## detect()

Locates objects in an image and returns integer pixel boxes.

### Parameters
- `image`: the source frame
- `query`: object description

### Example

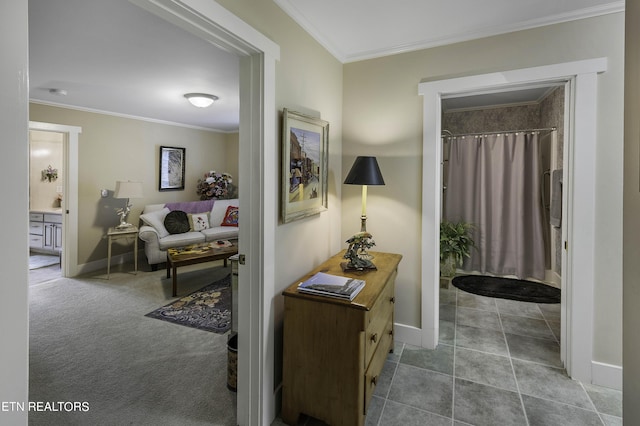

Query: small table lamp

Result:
[114,181,144,229]
[344,156,385,232]
[343,156,385,270]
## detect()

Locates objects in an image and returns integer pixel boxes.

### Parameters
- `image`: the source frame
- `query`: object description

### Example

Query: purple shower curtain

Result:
[444,132,546,280]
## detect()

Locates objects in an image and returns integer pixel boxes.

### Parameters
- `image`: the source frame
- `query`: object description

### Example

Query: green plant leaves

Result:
[440,220,475,266]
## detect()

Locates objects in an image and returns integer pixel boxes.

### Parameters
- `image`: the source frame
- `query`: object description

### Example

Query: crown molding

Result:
[274,1,624,64]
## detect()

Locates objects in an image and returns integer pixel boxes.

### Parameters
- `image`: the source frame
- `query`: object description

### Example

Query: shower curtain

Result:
[444,132,546,281]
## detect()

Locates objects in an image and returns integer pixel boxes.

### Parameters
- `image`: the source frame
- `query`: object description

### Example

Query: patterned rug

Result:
[145,274,231,333]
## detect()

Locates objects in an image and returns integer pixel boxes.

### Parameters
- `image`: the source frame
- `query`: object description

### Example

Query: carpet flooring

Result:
[146,274,232,333]
[452,274,561,304]
[29,260,236,425]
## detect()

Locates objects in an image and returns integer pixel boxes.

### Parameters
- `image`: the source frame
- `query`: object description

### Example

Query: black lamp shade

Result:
[344,156,385,185]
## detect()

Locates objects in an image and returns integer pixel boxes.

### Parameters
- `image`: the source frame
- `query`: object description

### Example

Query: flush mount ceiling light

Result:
[184,93,219,108]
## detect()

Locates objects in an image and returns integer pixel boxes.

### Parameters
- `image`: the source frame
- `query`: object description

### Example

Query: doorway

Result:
[419,58,607,384]
[28,121,81,279]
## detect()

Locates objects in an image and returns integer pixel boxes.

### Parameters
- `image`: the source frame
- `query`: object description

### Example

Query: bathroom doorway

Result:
[28,121,82,280]
[419,58,607,383]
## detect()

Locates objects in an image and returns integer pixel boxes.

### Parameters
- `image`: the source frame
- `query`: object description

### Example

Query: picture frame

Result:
[159,146,185,191]
[281,108,329,223]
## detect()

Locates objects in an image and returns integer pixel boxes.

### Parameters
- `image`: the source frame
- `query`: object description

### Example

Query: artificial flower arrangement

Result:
[196,171,235,200]
[42,165,58,182]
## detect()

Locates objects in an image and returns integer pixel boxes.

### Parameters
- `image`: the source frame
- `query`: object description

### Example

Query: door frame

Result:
[29,121,82,278]
[418,58,607,383]
[130,1,280,424]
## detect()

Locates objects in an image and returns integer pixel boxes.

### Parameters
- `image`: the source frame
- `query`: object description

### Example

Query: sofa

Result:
[138,199,239,269]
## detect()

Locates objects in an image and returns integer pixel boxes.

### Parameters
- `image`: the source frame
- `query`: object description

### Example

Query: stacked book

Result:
[297,272,365,301]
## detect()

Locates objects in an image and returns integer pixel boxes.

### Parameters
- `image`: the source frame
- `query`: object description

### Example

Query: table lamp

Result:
[343,156,385,270]
[114,181,144,229]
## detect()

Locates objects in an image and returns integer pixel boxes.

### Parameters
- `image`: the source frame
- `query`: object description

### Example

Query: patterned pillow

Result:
[163,210,190,234]
[189,212,210,231]
[220,206,239,227]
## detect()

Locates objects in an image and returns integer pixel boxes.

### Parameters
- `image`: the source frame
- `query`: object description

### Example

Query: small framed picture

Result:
[159,146,185,191]
[281,109,329,223]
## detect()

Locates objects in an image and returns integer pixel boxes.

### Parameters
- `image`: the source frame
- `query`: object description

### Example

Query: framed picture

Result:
[281,109,329,223]
[159,146,185,191]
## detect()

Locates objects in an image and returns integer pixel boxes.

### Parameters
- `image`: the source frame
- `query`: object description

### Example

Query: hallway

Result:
[274,281,622,425]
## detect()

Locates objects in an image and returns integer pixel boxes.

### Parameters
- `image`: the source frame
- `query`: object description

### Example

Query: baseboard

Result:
[592,361,622,390]
[394,323,423,347]
[74,249,141,276]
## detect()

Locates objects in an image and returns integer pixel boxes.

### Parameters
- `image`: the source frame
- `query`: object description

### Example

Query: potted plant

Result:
[440,220,474,277]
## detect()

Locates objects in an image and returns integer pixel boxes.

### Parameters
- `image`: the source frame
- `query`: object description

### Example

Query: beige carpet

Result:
[29,261,236,425]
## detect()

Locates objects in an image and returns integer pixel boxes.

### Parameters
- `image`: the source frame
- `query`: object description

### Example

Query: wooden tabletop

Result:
[283,250,402,310]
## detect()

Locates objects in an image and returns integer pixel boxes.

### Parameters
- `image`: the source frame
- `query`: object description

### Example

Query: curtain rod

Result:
[442,127,556,138]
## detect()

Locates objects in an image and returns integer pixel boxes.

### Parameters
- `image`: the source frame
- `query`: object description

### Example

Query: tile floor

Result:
[274,281,623,426]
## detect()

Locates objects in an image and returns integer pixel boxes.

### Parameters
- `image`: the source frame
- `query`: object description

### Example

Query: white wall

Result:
[0,1,29,425]
[343,13,624,368]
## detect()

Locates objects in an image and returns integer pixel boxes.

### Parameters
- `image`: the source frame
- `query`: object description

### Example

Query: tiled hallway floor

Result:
[274,281,623,426]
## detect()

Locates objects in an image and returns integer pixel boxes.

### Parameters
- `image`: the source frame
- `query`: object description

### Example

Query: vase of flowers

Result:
[196,171,235,200]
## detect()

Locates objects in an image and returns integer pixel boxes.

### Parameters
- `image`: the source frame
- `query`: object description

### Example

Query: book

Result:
[297,272,365,301]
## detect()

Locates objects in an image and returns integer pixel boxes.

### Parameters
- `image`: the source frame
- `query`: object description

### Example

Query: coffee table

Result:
[166,240,238,297]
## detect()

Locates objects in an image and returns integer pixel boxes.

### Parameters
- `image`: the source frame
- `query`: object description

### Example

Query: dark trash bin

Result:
[227,334,238,392]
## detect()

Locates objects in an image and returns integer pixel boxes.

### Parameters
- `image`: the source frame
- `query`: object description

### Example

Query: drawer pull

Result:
[371,376,378,386]
[370,333,378,343]
[390,297,395,304]
[389,329,393,337]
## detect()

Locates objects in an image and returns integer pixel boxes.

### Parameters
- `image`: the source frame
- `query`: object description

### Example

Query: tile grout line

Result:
[497,299,531,426]
[451,286,459,425]
[375,344,403,426]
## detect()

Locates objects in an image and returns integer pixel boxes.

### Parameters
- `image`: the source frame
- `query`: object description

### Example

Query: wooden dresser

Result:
[281,250,402,426]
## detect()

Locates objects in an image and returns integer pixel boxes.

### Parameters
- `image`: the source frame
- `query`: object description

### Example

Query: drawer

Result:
[364,317,394,413]
[29,212,44,222]
[29,235,43,248]
[44,213,62,224]
[364,277,395,367]
[29,222,44,235]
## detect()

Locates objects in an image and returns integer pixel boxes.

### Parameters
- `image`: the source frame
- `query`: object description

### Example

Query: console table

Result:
[281,250,402,426]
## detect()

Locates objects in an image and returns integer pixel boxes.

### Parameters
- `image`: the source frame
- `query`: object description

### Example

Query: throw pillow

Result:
[164,210,190,234]
[220,206,239,227]
[189,212,210,231]
[139,207,171,238]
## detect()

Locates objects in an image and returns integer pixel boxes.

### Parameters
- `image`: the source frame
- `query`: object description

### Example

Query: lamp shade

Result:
[343,156,385,185]
[114,181,144,199]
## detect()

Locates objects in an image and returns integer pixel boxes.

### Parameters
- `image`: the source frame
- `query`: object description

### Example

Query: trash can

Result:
[227,333,238,392]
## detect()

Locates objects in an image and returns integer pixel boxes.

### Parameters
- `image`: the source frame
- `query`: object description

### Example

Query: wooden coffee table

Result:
[166,241,238,297]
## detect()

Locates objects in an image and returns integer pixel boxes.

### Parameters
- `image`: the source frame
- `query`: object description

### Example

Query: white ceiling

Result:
[29,0,240,132]
[274,0,623,63]
[28,0,624,131]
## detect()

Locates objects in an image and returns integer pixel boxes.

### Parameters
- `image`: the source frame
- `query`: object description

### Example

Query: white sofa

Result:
[138,199,239,269]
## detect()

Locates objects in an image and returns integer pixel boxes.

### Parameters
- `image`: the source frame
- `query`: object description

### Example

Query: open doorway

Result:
[419,58,607,384]
[28,121,81,280]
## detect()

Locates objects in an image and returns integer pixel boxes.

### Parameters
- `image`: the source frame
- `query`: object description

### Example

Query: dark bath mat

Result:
[452,275,560,304]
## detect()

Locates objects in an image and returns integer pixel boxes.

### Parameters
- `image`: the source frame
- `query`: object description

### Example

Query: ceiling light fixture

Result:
[184,93,219,108]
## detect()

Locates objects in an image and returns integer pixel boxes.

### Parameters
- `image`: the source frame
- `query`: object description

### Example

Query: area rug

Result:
[145,274,231,333]
[452,275,560,304]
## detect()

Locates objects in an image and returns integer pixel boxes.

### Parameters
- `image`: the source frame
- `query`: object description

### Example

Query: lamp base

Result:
[116,222,134,230]
[340,261,377,272]
[344,231,376,271]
